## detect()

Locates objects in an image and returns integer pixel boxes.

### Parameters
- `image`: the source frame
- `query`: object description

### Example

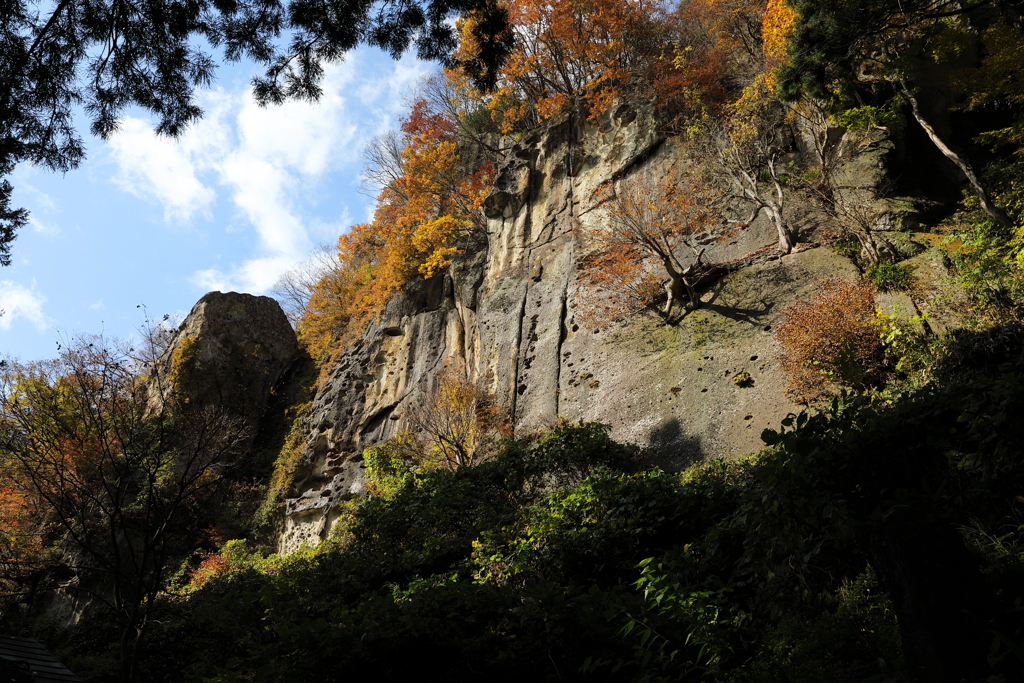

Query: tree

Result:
[776,277,884,400]
[776,0,1015,228]
[449,0,677,131]
[298,96,494,364]
[0,337,249,682]
[955,20,1024,154]
[414,368,503,470]
[0,479,50,607]
[577,164,727,328]
[704,75,799,253]
[271,244,341,326]
[0,0,513,266]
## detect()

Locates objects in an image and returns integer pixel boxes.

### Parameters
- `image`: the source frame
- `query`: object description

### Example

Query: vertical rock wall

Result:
[277,103,872,553]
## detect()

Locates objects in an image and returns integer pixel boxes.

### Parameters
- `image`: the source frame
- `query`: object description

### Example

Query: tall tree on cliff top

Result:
[0,0,513,266]
[448,0,683,132]
[776,0,1019,227]
[297,96,494,364]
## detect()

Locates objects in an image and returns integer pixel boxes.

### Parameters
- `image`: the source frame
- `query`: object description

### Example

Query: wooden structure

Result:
[0,635,82,683]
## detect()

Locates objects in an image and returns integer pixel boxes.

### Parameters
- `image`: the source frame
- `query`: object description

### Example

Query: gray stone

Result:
[148,291,297,433]
[276,102,965,550]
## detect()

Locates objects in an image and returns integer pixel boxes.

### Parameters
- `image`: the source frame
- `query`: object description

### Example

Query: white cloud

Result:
[19,183,57,211]
[108,117,218,222]
[191,254,299,294]
[0,280,50,331]
[308,206,355,244]
[106,49,432,295]
[29,216,59,236]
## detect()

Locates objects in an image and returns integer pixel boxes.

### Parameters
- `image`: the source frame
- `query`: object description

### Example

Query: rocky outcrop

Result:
[276,103,957,553]
[149,291,298,436]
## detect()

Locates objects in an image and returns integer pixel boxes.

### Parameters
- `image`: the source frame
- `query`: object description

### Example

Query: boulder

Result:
[148,291,298,433]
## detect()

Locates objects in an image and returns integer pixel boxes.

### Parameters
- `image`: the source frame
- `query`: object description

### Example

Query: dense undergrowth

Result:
[33,339,1024,682]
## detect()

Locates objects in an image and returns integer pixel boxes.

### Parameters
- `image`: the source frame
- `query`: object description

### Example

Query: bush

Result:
[832,240,860,260]
[363,433,420,497]
[867,262,915,291]
[776,278,885,400]
[43,365,1024,683]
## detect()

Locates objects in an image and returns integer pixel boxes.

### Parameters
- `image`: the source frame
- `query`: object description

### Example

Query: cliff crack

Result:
[553,273,570,417]
[554,162,577,418]
[609,137,666,183]
[509,280,529,430]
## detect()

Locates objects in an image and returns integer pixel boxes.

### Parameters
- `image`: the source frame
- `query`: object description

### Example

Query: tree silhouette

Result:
[0,336,249,681]
[0,0,513,264]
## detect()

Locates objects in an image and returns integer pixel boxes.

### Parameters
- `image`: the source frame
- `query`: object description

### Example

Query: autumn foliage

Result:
[577,164,727,328]
[776,278,884,400]
[297,0,796,360]
[448,0,765,133]
[0,483,47,600]
[761,0,797,89]
[0,337,251,680]
[415,369,508,470]
[298,99,494,364]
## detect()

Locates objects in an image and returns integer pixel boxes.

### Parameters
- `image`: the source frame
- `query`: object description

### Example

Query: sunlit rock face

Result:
[276,101,956,552]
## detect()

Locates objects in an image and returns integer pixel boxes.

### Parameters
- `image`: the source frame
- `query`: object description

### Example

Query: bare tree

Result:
[419,70,508,156]
[578,163,727,327]
[271,244,340,326]
[359,129,408,198]
[359,70,507,202]
[821,181,902,265]
[703,77,798,254]
[898,80,1010,228]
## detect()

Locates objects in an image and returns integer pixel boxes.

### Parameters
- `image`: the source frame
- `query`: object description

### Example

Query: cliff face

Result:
[276,103,953,554]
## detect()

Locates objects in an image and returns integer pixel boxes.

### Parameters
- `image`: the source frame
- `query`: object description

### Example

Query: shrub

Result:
[832,239,860,260]
[867,262,915,291]
[363,433,421,498]
[777,278,884,400]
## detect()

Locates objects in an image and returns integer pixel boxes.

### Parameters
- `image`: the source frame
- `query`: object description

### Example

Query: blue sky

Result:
[1,48,431,361]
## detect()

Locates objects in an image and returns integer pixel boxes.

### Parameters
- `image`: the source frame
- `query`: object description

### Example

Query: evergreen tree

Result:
[0,0,512,265]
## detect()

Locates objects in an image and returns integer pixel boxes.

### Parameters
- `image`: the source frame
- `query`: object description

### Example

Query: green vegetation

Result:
[7,2,1024,681]
[867,262,916,292]
[14,348,1023,682]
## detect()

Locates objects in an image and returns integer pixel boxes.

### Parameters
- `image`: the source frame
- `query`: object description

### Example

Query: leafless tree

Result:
[360,129,408,198]
[614,170,725,317]
[697,79,798,254]
[271,244,340,326]
[814,177,903,265]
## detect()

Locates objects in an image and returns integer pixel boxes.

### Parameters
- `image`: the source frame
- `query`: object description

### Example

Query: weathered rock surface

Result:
[277,104,957,552]
[149,291,298,432]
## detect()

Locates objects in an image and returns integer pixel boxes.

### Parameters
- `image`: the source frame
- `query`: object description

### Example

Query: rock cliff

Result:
[275,103,957,554]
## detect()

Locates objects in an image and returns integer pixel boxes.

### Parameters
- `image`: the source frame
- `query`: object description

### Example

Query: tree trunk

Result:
[900,81,1010,228]
[765,155,796,254]
[681,276,699,312]
[767,203,793,254]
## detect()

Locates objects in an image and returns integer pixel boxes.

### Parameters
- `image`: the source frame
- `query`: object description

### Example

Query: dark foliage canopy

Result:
[776,0,1011,103]
[0,0,512,265]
